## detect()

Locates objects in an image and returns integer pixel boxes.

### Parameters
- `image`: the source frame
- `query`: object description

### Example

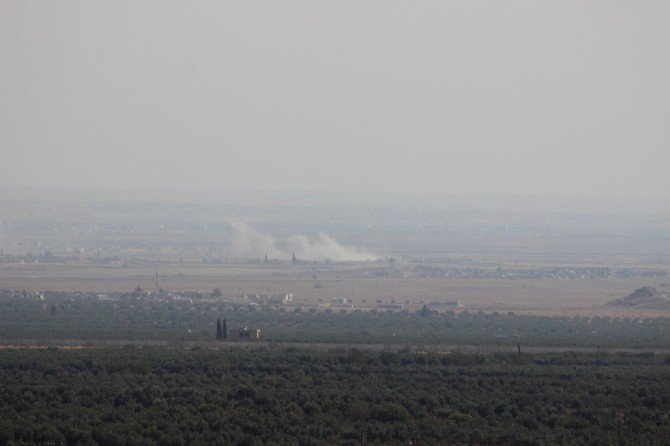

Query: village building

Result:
[236,325,261,340]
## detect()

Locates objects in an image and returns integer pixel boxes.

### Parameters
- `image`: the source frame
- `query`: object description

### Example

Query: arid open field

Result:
[2,192,669,318]
[1,260,668,317]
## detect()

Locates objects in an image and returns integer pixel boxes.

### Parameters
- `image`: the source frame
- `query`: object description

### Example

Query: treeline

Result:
[1,348,669,444]
[2,297,670,347]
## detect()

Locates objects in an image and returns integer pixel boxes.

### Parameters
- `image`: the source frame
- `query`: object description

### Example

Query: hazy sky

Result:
[2,1,669,197]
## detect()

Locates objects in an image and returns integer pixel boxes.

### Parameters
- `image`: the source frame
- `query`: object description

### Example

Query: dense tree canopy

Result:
[2,296,670,348]
[0,348,669,445]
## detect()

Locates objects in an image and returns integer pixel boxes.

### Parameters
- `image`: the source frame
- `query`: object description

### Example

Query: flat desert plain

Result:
[1,259,668,318]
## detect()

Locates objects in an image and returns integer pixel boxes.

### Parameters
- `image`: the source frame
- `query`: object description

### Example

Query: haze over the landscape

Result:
[2,1,669,197]
[4,3,670,444]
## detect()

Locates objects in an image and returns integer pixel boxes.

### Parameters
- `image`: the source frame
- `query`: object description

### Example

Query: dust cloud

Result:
[229,222,377,262]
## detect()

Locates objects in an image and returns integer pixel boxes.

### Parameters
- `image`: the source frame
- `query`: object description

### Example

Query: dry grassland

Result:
[2,260,668,318]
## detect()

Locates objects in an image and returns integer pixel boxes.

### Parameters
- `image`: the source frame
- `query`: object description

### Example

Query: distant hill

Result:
[608,287,670,309]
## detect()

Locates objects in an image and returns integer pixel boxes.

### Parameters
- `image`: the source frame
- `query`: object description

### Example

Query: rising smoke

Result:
[229,222,378,262]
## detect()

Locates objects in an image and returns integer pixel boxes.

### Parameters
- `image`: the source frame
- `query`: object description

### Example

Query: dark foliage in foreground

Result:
[3,296,670,348]
[1,348,670,445]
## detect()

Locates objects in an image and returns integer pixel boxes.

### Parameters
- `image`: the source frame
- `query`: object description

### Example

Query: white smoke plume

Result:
[229,222,378,262]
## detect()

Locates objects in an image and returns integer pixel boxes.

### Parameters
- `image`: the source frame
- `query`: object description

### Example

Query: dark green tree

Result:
[216,318,223,340]
[420,304,430,317]
[222,318,228,340]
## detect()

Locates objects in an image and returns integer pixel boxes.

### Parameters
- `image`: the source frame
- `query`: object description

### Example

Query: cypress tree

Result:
[223,319,228,340]
[216,318,222,340]
[420,304,430,317]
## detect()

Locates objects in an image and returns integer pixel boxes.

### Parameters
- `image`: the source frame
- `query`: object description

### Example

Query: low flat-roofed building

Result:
[236,325,261,340]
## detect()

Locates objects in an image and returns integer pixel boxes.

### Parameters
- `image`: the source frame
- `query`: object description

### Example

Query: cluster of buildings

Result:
[414,265,669,280]
[319,297,354,310]
[236,325,261,340]
[242,293,294,305]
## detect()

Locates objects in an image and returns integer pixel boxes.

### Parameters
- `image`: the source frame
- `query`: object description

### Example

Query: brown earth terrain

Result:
[2,193,669,318]
[2,260,669,317]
